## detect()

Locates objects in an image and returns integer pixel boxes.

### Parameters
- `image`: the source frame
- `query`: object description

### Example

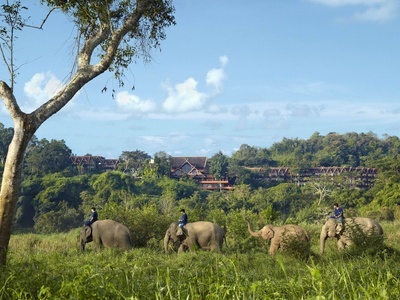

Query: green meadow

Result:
[2,221,400,300]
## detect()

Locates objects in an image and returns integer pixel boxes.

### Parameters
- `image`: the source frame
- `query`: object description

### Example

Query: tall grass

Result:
[1,222,400,299]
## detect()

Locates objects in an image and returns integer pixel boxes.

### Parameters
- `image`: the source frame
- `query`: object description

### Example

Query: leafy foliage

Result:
[209,150,229,179]
[40,0,176,87]
[34,201,83,233]
[1,121,400,233]
[0,123,13,165]
[102,202,172,248]
[118,149,151,176]
[23,138,73,176]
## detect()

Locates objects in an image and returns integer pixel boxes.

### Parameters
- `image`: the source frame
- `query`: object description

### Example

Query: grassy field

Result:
[1,221,400,299]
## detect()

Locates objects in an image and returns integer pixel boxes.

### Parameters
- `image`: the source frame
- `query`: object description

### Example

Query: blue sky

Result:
[1,0,400,159]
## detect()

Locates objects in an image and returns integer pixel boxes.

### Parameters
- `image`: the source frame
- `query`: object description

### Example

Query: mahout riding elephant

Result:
[320,217,383,254]
[80,219,133,251]
[246,220,310,255]
[164,221,226,254]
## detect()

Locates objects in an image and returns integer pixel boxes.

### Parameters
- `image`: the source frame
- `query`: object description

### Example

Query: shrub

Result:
[101,202,173,248]
[34,204,82,233]
[344,221,385,256]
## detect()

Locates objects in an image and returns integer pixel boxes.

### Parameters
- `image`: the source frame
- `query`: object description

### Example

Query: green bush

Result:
[365,207,395,221]
[34,203,82,233]
[101,202,173,248]
[344,221,385,256]
[226,210,264,253]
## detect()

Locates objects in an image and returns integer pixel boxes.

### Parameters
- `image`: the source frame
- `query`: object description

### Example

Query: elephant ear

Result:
[267,228,275,239]
[85,226,92,239]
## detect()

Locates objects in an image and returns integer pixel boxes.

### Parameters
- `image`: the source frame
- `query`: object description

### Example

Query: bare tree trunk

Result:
[0,120,34,265]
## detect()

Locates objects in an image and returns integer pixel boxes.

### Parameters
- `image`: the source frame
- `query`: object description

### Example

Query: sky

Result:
[1,0,400,159]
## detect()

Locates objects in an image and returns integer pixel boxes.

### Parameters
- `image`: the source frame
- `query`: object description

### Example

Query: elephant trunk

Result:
[80,238,85,251]
[320,227,328,254]
[164,230,170,254]
[246,219,260,238]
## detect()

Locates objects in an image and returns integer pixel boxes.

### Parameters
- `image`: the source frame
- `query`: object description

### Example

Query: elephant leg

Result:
[94,237,103,251]
[211,245,221,253]
[342,237,352,248]
[337,239,345,251]
[184,237,198,250]
[269,243,279,255]
[178,244,188,253]
[201,243,217,252]
[209,241,221,252]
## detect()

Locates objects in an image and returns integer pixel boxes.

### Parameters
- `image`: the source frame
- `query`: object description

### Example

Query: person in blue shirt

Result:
[177,209,188,235]
[330,203,344,222]
[84,207,98,226]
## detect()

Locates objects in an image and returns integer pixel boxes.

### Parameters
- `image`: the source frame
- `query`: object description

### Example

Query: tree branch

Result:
[23,8,58,30]
[92,0,149,74]
[0,80,23,119]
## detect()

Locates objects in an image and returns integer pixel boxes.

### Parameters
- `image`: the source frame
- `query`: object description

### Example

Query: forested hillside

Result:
[1,122,400,239]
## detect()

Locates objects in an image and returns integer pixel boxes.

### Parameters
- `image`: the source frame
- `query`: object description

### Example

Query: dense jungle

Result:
[2,124,400,298]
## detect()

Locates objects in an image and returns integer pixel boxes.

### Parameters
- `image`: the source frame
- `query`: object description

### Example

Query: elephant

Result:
[246,220,310,255]
[320,217,383,254]
[79,219,133,251]
[164,221,226,254]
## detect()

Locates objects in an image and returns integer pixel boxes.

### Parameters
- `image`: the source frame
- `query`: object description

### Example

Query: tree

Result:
[310,180,333,205]
[0,0,175,265]
[23,138,72,176]
[209,150,229,180]
[118,149,151,176]
[33,174,89,232]
[230,144,274,167]
[153,151,171,178]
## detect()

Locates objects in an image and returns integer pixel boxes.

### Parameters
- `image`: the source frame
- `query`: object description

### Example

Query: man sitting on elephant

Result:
[177,208,188,236]
[329,203,344,233]
[84,207,98,226]
[330,203,344,222]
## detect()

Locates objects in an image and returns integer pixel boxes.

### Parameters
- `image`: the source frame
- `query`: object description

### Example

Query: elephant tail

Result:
[223,233,228,249]
[305,230,311,242]
[127,232,133,249]
[217,225,228,249]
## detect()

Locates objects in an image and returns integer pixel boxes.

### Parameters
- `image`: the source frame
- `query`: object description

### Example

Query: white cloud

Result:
[137,133,190,152]
[140,135,168,145]
[116,91,156,113]
[207,104,228,114]
[353,1,398,22]
[161,56,229,114]
[206,56,228,92]
[219,55,229,67]
[206,68,225,92]
[23,72,64,112]
[308,0,399,22]
[162,77,208,113]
